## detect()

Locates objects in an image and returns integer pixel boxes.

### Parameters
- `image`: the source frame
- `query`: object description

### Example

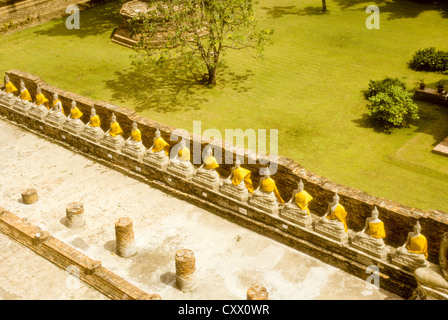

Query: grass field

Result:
[0,0,447,212]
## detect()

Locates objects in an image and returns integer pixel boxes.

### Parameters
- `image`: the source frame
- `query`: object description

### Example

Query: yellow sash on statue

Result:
[327,204,348,232]
[261,177,284,203]
[20,89,32,101]
[35,93,49,108]
[89,115,101,127]
[368,221,386,239]
[232,167,254,193]
[131,129,142,142]
[151,137,170,155]
[407,234,428,258]
[295,190,313,215]
[5,82,17,93]
[204,156,219,170]
[70,107,83,119]
[178,147,190,161]
[109,121,123,137]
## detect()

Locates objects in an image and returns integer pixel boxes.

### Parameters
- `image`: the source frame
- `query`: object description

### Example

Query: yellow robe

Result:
[178,147,190,161]
[232,167,254,193]
[151,136,170,155]
[326,204,348,232]
[294,190,313,215]
[35,93,49,109]
[131,129,142,142]
[204,156,219,170]
[70,107,83,119]
[20,89,32,101]
[5,81,17,93]
[109,121,123,137]
[89,115,101,127]
[407,234,428,258]
[261,177,284,203]
[367,221,386,239]
[53,100,65,115]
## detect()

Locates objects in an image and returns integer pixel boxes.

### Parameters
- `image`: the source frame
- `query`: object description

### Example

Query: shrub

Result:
[363,77,406,99]
[409,47,448,72]
[364,78,419,132]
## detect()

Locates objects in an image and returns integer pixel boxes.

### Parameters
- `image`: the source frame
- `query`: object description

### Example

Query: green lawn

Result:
[1,0,448,212]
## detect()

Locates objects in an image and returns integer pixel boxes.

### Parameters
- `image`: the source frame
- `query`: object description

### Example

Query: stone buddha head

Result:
[372,206,379,219]
[53,93,59,100]
[36,86,42,94]
[110,113,117,124]
[132,121,138,131]
[414,221,422,235]
[155,128,161,138]
[261,167,271,177]
[332,192,339,205]
[20,80,25,90]
[234,158,241,168]
[297,179,304,192]
[71,100,76,110]
[91,107,96,116]
[4,74,9,83]
[180,139,186,148]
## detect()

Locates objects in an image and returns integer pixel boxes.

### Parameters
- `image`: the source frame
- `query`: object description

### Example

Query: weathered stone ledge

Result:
[2,70,448,299]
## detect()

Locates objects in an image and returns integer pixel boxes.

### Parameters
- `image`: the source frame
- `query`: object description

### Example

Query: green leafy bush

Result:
[364,78,419,132]
[409,47,448,72]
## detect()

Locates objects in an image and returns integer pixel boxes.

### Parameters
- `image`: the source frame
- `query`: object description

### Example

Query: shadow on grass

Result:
[261,5,328,18]
[353,97,448,145]
[104,62,255,114]
[333,0,448,19]
[32,0,124,39]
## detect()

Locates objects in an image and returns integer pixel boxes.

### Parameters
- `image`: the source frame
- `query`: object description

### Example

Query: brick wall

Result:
[2,70,448,298]
[0,0,108,25]
[0,207,161,300]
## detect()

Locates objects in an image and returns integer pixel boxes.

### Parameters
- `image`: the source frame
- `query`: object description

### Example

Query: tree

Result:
[364,78,419,132]
[322,0,327,12]
[131,0,272,86]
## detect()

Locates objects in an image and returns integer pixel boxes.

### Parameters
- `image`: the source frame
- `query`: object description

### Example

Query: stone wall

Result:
[415,88,448,106]
[0,207,160,300]
[0,0,107,26]
[2,70,448,298]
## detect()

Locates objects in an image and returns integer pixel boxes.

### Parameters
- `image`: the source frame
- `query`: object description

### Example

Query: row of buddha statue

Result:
[1,76,445,293]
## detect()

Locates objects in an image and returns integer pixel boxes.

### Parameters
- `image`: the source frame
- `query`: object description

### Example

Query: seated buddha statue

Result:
[249,167,284,215]
[412,232,448,300]
[192,145,222,190]
[220,158,254,202]
[28,86,50,120]
[2,74,17,95]
[63,101,85,135]
[81,107,104,142]
[13,80,33,113]
[34,87,49,109]
[0,74,17,109]
[45,93,67,127]
[280,179,313,227]
[19,80,31,102]
[101,113,125,151]
[391,221,429,271]
[314,192,349,243]
[167,139,195,179]
[351,206,388,259]
[122,121,147,161]
[143,128,170,170]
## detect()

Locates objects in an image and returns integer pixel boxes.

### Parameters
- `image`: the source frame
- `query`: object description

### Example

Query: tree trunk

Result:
[322,0,327,11]
[207,66,217,86]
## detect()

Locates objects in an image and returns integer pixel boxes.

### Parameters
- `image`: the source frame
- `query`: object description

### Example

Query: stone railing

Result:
[2,70,448,299]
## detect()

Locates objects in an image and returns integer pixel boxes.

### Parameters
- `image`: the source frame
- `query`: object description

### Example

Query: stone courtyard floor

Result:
[0,118,401,300]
